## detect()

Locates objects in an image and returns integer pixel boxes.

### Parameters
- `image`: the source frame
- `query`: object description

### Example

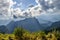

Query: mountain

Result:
[50,21,60,30]
[36,13,60,26]
[46,21,60,31]
[0,17,60,33]
[4,17,43,33]
[0,25,9,33]
[0,20,11,25]
[51,21,60,27]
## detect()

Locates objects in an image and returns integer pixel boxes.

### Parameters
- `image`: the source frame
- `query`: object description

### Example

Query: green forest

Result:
[0,27,60,40]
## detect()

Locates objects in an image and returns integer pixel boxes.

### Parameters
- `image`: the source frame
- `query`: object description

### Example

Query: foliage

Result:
[0,27,60,40]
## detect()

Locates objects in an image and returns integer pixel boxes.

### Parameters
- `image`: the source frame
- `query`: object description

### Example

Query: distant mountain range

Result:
[49,21,60,31]
[0,17,60,33]
[0,17,43,33]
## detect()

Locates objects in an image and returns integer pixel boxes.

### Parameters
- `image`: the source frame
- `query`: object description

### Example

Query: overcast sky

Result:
[0,0,60,23]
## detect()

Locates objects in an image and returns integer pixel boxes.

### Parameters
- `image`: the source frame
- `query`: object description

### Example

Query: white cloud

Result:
[0,0,16,20]
[11,8,23,17]
[10,5,42,18]
[19,5,42,18]
[0,0,26,20]
[9,0,16,7]
[35,0,40,4]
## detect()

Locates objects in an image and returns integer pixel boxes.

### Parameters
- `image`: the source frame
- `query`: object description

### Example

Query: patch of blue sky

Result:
[13,0,37,10]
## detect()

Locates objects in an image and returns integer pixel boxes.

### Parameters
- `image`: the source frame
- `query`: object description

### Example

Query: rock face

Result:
[0,17,43,33]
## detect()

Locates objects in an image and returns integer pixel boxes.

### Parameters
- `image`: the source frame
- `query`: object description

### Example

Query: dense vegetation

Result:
[0,27,60,40]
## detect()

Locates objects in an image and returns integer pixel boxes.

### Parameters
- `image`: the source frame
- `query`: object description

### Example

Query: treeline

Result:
[0,27,60,40]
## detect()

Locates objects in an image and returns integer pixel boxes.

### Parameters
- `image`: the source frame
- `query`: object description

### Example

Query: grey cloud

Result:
[35,0,60,12]
[52,0,60,10]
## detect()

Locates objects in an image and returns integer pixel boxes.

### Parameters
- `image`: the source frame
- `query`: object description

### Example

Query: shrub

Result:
[13,27,26,40]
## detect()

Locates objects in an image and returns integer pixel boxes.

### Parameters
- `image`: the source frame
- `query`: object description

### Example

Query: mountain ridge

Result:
[0,17,43,33]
